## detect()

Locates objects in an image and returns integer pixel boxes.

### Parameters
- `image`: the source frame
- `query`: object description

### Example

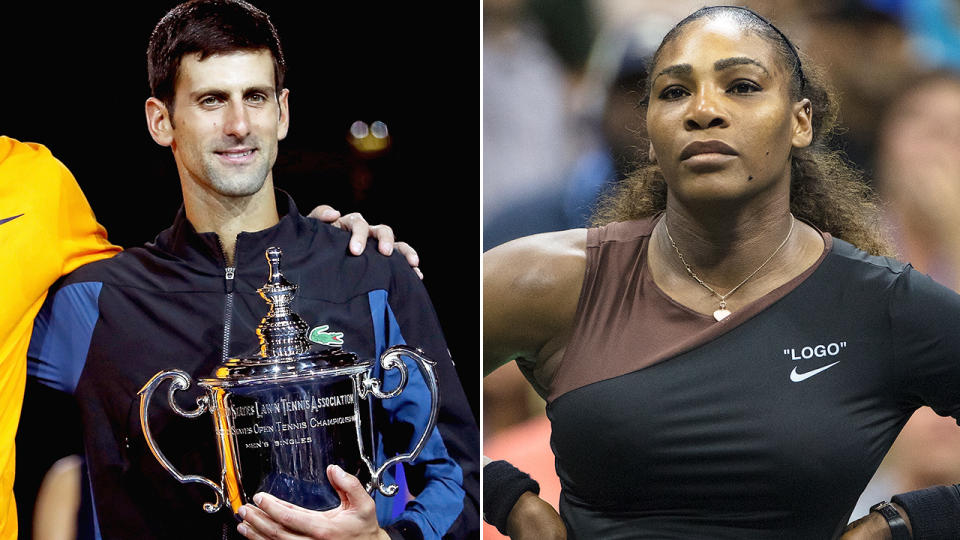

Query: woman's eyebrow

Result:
[714,56,770,75]
[654,57,769,85]
[653,64,692,84]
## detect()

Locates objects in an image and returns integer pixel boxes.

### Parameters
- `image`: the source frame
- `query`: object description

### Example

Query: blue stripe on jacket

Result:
[367,289,465,540]
[28,281,102,393]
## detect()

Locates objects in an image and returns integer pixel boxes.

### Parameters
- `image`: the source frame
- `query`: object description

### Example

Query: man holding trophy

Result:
[25,1,479,538]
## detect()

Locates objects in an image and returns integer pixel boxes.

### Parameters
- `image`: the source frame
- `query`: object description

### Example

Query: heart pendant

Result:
[713,309,731,321]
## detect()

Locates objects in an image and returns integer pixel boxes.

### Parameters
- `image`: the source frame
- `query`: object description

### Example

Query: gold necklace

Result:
[663,214,795,321]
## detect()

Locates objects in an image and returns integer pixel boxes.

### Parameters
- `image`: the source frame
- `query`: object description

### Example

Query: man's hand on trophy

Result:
[236,464,390,540]
[309,205,422,279]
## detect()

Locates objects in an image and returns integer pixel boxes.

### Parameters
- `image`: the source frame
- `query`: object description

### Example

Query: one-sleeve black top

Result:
[544,218,960,539]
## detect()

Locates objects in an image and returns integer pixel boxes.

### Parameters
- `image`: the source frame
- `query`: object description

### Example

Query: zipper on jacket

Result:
[222,266,235,362]
[219,236,237,363]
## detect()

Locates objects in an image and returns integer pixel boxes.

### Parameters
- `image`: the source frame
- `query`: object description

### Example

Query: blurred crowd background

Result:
[482,0,960,537]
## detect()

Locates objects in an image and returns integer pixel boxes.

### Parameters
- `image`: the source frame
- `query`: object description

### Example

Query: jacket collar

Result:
[151,189,310,270]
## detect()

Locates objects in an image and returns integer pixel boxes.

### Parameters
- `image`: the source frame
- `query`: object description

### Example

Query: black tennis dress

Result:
[526,217,960,539]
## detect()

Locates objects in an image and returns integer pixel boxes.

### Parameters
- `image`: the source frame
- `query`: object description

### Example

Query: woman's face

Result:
[647,17,812,208]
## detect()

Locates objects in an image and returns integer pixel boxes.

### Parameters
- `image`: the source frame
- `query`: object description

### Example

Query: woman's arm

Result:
[482,229,586,539]
[483,229,588,376]
[482,456,566,540]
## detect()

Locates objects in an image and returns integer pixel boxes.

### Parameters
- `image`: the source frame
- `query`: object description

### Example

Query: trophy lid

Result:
[201,247,369,387]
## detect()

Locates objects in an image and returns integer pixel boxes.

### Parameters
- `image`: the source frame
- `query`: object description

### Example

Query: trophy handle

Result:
[137,369,225,513]
[358,345,439,496]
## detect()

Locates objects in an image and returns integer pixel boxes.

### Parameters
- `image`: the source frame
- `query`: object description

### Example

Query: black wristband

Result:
[892,485,960,539]
[870,501,911,540]
[483,459,541,535]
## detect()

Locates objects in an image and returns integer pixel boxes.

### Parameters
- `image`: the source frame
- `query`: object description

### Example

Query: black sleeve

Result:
[887,268,960,538]
[891,267,960,418]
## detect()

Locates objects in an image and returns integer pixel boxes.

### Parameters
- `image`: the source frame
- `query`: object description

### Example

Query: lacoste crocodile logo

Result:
[0,214,24,226]
[309,325,344,347]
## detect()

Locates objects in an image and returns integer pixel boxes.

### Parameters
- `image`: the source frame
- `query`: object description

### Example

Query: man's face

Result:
[167,49,289,198]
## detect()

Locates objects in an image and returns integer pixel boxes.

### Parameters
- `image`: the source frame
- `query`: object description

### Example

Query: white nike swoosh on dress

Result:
[789,361,841,382]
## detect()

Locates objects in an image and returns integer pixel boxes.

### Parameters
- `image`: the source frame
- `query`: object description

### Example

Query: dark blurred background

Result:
[4,2,478,535]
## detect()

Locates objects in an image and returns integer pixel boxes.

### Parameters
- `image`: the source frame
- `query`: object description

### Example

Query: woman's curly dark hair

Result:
[591,5,894,256]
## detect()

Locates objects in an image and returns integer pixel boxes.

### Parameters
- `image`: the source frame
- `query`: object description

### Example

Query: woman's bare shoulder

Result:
[485,229,587,281]
[483,229,588,374]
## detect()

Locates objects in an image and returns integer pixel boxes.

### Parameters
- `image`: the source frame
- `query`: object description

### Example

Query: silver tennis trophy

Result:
[138,246,439,516]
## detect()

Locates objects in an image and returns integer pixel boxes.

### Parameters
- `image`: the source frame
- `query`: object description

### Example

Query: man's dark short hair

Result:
[147,0,286,113]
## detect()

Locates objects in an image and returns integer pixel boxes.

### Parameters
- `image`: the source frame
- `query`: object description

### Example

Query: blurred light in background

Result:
[350,120,369,139]
[348,120,391,155]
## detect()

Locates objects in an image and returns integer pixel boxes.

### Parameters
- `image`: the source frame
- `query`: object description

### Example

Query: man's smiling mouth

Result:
[216,149,257,162]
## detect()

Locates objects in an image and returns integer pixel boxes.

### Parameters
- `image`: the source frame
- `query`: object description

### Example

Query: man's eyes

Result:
[197,94,268,106]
